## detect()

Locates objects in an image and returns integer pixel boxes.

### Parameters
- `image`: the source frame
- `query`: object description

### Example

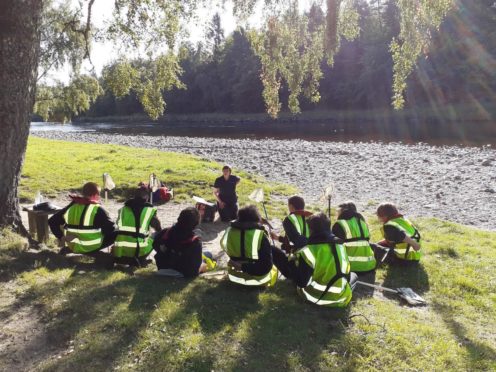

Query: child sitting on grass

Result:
[154,207,212,277]
[332,201,376,273]
[374,203,422,263]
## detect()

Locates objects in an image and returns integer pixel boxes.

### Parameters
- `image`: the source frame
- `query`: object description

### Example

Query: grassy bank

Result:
[1,137,494,370]
[1,218,495,371]
[21,137,296,217]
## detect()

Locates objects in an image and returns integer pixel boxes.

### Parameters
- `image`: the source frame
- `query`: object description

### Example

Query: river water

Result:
[30,121,496,147]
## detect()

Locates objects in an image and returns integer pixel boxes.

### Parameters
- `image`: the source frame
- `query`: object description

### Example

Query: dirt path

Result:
[0,281,49,371]
[2,200,232,371]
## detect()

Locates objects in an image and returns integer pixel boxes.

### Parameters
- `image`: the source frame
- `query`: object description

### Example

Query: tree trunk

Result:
[0,0,42,231]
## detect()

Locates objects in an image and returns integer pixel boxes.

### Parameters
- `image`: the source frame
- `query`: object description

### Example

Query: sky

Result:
[49,0,317,83]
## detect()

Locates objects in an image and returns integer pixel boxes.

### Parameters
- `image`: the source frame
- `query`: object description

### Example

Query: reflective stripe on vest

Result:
[65,228,101,234]
[113,205,157,257]
[63,204,103,253]
[288,214,309,238]
[222,226,276,287]
[308,278,347,293]
[296,242,352,307]
[227,265,278,287]
[336,217,376,272]
[116,206,155,235]
[383,217,422,261]
[299,287,350,306]
[220,227,264,260]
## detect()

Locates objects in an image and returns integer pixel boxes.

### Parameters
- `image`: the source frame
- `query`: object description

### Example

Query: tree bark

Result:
[0,0,42,231]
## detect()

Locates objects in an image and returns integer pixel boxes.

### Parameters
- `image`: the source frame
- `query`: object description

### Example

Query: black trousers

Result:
[272,246,299,281]
[218,202,238,222]
[370,244,419,267]
[272,246,358,290]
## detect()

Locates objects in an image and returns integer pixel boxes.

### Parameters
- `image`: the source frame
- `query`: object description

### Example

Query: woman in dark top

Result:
[153,207,207,277]
[213,165,241,222]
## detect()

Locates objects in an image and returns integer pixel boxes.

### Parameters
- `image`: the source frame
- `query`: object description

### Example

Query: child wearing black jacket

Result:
[153,207,208,277]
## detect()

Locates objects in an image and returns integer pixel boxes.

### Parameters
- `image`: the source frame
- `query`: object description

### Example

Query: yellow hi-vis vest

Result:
[64,203,103,253]
[381,217,422,261]
[287,213,310,238]
[335,216,376,272]
[296,242,352,307]
[113,205,157,258]
[220,226,277,287]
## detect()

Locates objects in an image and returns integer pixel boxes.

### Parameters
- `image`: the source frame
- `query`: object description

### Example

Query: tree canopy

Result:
[34,0,460,121]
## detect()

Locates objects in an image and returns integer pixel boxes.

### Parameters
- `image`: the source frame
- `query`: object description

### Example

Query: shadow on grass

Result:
[228,288,350,371]
[0,249,131,284]
[353,270,377,299]
[2,267,191,371]
[154,280,349,371]
[382,261,430,297]
[433,302,496,370]
[2,248,353,371]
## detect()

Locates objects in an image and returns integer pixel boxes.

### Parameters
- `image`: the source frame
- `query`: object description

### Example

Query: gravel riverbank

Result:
[32,131,496,230]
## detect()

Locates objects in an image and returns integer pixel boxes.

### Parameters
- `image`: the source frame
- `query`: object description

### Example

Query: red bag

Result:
[159,187,172,202]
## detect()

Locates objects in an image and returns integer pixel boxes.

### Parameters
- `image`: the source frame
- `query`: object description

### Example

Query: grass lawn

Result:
[0,137,495,371]
[20,137,296,217]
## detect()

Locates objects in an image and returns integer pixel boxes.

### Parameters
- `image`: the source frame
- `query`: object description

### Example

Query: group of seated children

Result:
[49,168,421,308]
[221,196,421,308]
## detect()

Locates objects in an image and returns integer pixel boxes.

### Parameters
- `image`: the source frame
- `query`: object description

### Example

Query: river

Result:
[30,121,496,147]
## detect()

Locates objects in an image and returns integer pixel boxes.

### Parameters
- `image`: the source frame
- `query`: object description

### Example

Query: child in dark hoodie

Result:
[153,207,208,278]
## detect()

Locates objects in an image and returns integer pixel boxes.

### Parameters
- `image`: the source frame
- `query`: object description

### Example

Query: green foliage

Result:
[107,0,193,52]
[102,55,185,120]
[83,0,494,120]
[406,0,496,110]
[250,1,360,117]
[34,75,102,122]
[36,0,459,120]
[391,0,454,109]
[38,0,88,80]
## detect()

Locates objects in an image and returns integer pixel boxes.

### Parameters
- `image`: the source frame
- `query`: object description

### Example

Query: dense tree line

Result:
[407,0,496,111]
[82,0,494,118]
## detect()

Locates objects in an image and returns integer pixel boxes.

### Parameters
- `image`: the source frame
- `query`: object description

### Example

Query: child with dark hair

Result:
[213,165,240,222]
[272,212,355,307]
[270,195,312,252]
[113,187,162,266]
[332,201,376,273]
[154,207,209,277]
[375,203,422,262]
[221,205,277,287]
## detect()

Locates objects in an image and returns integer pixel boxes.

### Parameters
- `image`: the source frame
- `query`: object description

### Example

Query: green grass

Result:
[0,228,28,254]
[1,137,494,371]
[1,219,495,371]
[21,137,296,217]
